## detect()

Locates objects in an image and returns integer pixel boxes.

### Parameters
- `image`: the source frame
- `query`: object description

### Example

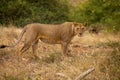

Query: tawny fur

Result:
[0,22,87,57]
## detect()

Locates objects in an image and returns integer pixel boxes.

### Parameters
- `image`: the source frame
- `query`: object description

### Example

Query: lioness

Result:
[0,22,87,57]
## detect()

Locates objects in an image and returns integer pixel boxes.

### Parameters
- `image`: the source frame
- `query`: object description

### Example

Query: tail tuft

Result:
[0,45,8,48]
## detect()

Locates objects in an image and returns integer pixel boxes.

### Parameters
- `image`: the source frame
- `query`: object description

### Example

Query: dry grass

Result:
[0,26,120,80]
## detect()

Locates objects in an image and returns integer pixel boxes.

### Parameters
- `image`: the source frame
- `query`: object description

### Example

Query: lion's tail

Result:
[0,27,27,49]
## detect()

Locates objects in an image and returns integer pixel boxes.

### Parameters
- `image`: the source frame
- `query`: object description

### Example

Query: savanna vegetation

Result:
[0,0,120,80]
[70,0,120,32]
[0,0,70,26]
[0,0,120,32]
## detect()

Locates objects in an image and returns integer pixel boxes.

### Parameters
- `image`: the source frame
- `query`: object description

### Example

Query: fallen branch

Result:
[75,67,95,80]
[56,67,95,80]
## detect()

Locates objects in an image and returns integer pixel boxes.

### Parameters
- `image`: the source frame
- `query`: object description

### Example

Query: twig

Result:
[56,67,95,80]
[75,67,95,80]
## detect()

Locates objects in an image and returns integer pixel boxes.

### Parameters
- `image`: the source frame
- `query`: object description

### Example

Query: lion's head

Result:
[72,22,87,36]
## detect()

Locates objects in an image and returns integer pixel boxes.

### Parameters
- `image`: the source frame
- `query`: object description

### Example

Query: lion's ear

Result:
[83,22,87,26]
[73,22,79,26]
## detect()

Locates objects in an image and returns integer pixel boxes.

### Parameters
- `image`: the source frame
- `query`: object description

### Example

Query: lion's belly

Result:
[40,38,61,44]
[38,34,61,44]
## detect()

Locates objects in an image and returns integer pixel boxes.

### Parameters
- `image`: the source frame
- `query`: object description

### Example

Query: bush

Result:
[0,0,70,26]
[70,0,120,32]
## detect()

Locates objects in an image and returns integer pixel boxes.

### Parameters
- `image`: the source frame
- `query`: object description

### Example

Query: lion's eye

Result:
[76,28,80,30]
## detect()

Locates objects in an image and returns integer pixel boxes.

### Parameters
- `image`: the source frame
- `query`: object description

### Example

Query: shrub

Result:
[70,0,120,32]
[0,0,70,26]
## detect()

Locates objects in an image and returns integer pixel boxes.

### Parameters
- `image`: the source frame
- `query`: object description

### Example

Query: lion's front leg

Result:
[61,42,69,56]
[67,44,72,53]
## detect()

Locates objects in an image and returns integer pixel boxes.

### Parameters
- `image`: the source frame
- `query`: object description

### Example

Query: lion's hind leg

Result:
[17,42,32,61]
[19,29,38,55]
[32,40,39,59]
[19,42,31,56]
